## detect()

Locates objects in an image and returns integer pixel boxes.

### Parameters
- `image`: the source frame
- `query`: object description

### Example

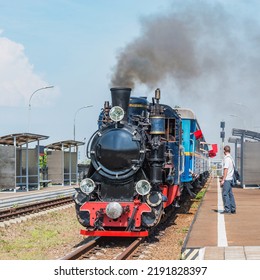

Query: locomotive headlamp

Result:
[80,178,96,194]
[109,106,124,122]
[135,180,151,196]
[106,202,123,219]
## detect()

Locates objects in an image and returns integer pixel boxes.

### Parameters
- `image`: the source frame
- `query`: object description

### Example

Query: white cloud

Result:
[0,33,54,107]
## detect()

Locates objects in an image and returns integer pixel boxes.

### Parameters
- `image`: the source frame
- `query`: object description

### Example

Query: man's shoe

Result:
[231,210,236,214]
[220,210,231,215]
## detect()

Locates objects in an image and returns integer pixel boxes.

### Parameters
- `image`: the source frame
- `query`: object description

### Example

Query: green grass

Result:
[0,206,83,260]
[190,203,199,209]
[181,227,189,233]
[195,188,206,200]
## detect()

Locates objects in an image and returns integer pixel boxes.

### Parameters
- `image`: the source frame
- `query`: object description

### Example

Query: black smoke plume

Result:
[110,0,260,143]
[110,1,259,95]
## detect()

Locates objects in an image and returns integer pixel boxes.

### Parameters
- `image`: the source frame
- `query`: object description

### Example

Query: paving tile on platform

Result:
[244,246,260,260]
[225,246,246,260]
[204,247,225,260]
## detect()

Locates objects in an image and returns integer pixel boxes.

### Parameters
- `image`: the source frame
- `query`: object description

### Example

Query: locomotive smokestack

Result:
[110,87,131,121]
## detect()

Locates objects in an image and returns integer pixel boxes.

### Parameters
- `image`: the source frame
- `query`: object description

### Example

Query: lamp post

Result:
[28,86,54,132]
[73,105,93,141]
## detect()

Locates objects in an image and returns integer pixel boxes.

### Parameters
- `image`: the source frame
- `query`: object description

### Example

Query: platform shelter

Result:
[45,140,84,186]
[229,129,260,188]
[0,133,49,192]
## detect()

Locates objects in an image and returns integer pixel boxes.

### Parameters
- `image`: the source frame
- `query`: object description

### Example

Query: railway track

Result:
[60,199,183,260]
[0,196,74,223]
[61,236,144,260]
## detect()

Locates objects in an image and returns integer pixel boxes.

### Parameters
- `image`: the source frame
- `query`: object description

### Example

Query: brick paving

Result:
[182,177,260,259]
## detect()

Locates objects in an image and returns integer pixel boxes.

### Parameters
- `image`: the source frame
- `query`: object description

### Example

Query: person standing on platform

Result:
[220,145,236,214]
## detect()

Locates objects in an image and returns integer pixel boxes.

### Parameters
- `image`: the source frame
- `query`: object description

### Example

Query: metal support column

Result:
[241,132,245,188]
[19,148,22,187]
[26,140,29,192]
[234,139,238,167]
[69,145,72,186]
[76,145,79,185]
[61,143,64,186]
[37,140,40,190]
[14,136,17,193]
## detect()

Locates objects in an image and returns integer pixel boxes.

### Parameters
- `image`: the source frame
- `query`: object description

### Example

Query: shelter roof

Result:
[228,136,256,144]
[232,129,260,142]
[228,137,242,144]
[0,133,49,146]
[45,140,85,150]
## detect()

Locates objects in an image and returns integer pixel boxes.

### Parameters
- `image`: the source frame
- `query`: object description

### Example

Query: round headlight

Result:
[109,106,124,122]
[80,178,95,194]
[106,202,123,219]
[135,180,151,196]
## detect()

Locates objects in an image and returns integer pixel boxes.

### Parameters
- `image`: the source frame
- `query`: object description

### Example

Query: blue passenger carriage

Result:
[177,108,209,194]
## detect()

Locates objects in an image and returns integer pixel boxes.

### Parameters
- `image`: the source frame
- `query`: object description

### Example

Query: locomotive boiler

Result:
[73,87,208,237]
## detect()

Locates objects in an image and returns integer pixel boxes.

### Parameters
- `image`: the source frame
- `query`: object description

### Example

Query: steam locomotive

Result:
[74,87,209,237]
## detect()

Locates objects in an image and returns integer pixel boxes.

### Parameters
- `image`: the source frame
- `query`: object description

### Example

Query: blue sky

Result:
[1,0,260,161]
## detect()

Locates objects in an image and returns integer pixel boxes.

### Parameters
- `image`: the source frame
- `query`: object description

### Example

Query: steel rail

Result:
[115,237,144,260]
[60,237,101,260]
[0,196,73,221]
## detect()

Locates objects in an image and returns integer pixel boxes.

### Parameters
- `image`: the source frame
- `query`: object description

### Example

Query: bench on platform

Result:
[40,180,52,188]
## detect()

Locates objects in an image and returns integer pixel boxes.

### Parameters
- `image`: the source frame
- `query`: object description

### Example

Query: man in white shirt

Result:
[220,145,236,214]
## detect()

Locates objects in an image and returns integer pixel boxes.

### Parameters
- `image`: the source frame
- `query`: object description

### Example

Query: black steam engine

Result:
[74,87,183,237]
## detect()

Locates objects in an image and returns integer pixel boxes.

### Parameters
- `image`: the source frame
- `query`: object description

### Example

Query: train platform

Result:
[0,185,75,199]
[182,176,260,260]
[0,185,76,209]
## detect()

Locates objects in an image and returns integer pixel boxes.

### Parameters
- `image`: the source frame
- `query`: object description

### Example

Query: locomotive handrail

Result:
[86,130,99,159]
[180,145,185,175]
